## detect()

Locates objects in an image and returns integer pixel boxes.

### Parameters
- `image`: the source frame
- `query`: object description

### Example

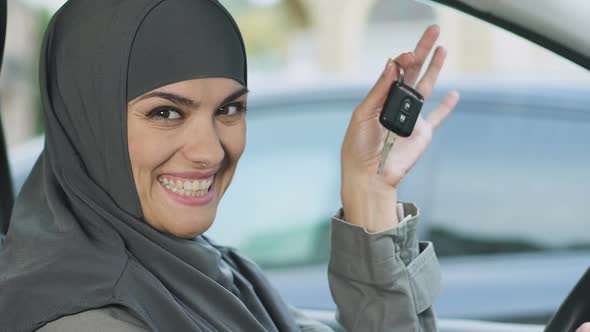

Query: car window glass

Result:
[425,94,590,256]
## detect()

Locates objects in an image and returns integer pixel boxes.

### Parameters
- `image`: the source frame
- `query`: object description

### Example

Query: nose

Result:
[180,117,225,169]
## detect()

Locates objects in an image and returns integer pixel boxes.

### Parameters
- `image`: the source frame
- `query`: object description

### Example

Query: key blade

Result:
[377,131,397,174]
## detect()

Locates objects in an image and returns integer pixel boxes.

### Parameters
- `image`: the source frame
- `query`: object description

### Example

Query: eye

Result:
[146,106,183,121]
[218,102,247,117]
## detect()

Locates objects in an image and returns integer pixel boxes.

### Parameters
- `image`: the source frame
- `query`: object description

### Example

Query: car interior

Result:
[0,0,588,331]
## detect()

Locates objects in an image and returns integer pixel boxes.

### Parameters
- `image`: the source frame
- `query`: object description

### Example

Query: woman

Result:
[0,0,459,331]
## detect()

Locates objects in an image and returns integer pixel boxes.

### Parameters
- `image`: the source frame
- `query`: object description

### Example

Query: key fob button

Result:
[402,98,412,112]
[398,113,407,124]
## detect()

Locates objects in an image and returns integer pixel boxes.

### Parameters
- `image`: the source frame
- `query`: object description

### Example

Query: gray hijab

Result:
[0,1,300,331]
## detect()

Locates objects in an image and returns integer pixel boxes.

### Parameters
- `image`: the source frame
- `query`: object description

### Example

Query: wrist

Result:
[341,174,399,232]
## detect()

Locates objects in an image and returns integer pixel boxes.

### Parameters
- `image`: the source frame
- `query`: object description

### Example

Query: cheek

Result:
[127,118,173,183]
[220,121,246,161]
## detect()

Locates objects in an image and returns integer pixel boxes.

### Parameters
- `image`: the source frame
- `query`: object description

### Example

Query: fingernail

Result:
[383,58,394,78]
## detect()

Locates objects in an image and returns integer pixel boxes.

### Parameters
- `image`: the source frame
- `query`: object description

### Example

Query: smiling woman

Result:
[0,0,457,331]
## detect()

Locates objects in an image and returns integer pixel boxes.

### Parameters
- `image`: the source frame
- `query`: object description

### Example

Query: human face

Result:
[127,78,248,238]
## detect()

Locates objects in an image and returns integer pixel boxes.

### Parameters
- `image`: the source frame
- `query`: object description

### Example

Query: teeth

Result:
[183,181,192,190]
[158,175,214,197]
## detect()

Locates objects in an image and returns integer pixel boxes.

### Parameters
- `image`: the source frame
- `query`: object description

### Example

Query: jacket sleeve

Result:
[328,202,442,332]
[288,305,336,332]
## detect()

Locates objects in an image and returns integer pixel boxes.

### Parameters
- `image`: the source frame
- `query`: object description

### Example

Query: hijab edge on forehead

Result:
[126,74,247,104]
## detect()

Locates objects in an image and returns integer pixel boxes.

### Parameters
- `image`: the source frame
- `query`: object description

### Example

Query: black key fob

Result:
[379,80,424,137]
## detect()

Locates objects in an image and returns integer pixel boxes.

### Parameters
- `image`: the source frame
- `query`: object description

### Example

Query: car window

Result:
[426,93,590,256]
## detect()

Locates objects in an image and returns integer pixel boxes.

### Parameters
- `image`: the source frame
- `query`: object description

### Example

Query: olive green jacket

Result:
[37,203,441,332]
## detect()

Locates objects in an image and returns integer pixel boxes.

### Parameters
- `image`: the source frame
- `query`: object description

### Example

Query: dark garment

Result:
[37,203,442,332]
[0,1,298,331]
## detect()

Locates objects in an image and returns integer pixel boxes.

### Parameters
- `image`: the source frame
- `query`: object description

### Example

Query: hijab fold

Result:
[0,1,300,331]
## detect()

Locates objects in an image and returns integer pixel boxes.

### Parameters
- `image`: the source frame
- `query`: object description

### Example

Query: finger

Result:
[577,322,590,332]
[357,53,416,118]
[416,46,447,99]
[405,24,440,85]
[425,91,460,129]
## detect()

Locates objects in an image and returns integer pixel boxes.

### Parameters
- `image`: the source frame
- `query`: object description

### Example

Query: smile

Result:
[157,173,216,207]
[157,175,214,197]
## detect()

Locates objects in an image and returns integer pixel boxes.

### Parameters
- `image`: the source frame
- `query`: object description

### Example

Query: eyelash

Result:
[218,102,248,117]
[145,102,247,121]
[146,106,184,121]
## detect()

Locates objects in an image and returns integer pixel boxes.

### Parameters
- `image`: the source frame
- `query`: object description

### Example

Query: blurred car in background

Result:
[10,80,590,325]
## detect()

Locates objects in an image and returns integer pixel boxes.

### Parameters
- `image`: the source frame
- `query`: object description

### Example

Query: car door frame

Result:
[429,0,590,71]
[0,0,14,236]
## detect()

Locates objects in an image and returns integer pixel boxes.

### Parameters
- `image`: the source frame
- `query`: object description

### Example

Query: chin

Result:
[162,216,215,239]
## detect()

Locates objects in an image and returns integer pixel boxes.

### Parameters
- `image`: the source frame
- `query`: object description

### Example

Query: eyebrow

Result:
[220,87,249,106]
[135,87,249,108]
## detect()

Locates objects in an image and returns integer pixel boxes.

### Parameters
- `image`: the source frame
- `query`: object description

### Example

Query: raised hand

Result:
[340,25,460,232]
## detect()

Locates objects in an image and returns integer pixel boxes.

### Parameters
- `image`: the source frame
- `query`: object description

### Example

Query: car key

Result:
[377,61,424,174]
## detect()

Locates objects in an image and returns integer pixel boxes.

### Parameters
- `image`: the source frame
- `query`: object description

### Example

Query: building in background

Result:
[2,0,589,148]
[0,0,38,147]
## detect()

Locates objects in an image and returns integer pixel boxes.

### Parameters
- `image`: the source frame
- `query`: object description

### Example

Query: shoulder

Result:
[36,306,149,332]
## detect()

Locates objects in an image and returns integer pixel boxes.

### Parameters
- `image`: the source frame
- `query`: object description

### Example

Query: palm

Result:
[345,110,432,187]
[341,25,459,189]
[380,116,431,184]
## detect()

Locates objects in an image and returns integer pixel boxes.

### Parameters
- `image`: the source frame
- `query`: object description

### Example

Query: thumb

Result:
[356,52,416,119]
